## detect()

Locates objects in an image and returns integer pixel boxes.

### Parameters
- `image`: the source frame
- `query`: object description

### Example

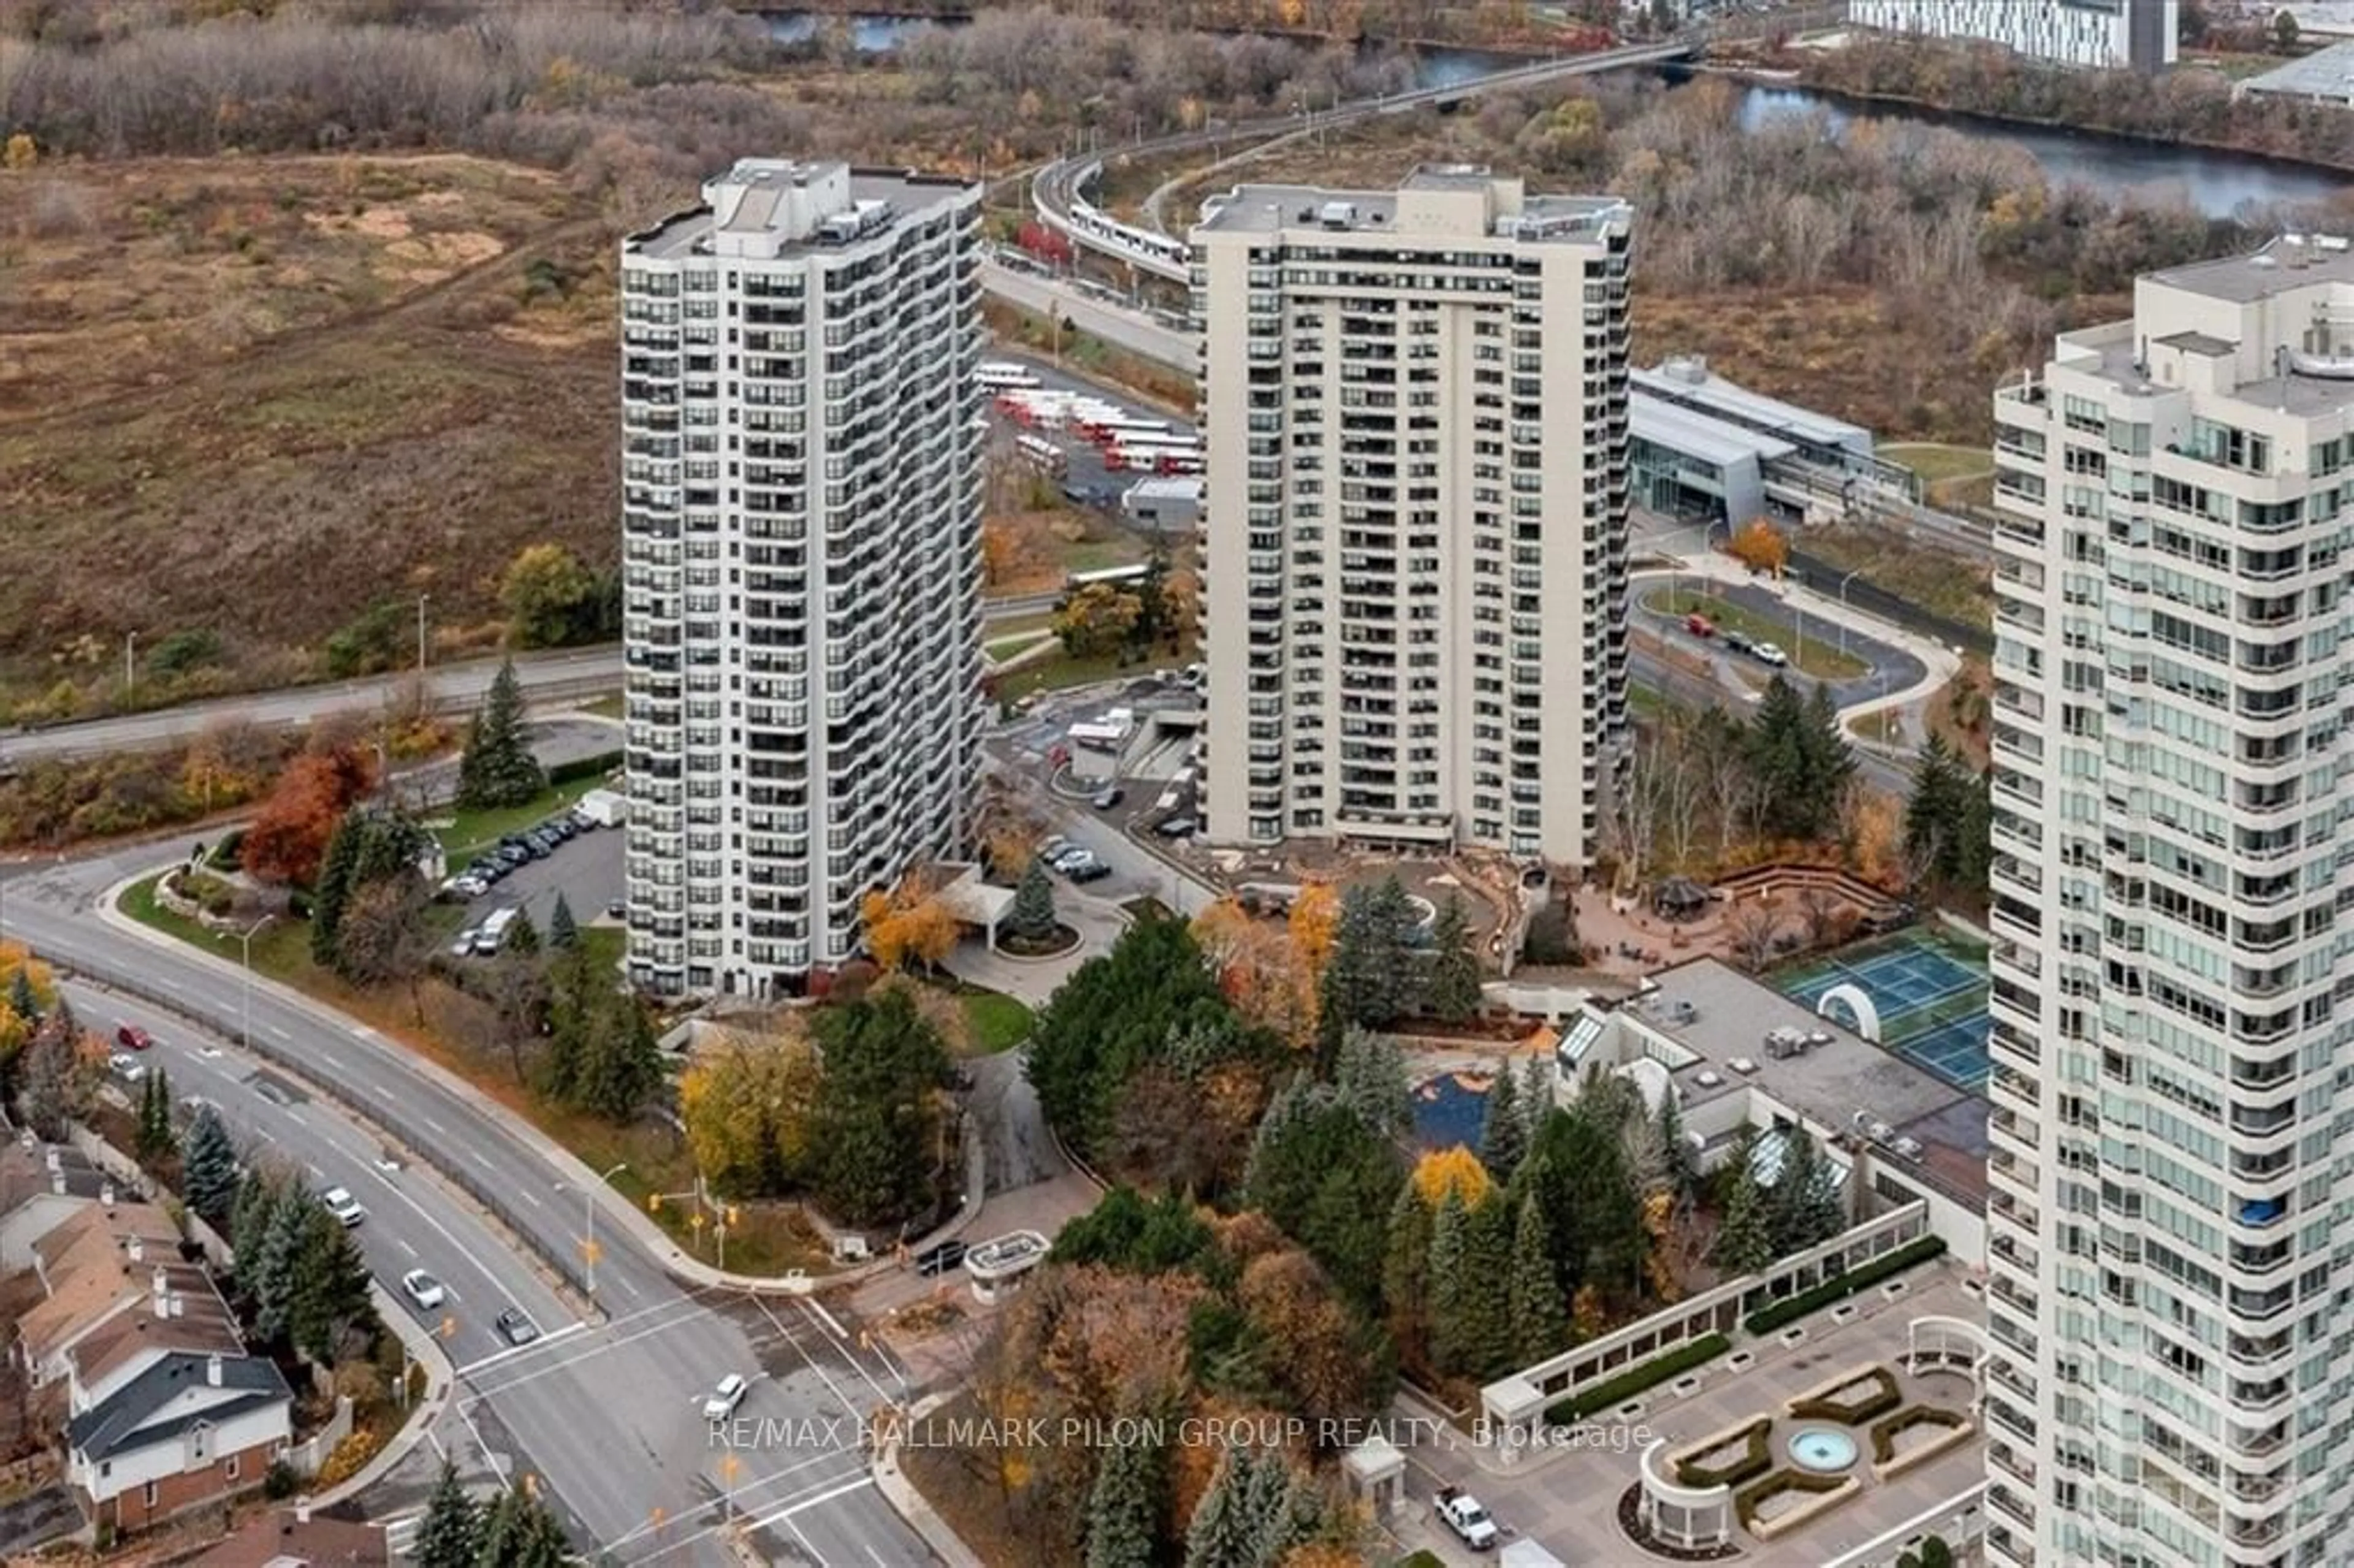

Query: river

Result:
[760,12,2346,217]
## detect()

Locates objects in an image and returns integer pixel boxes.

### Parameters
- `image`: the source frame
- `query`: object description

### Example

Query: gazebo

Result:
[1653,875,1710,922]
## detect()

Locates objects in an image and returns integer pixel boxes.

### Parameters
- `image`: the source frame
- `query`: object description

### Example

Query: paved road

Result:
[3,848,929,1567]
[982,261,1192,367]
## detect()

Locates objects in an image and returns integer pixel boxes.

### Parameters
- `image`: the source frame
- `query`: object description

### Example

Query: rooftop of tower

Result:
[623,159,972,264]
[1192,163,1629,243]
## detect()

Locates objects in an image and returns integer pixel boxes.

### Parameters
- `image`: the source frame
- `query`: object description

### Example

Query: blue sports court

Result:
[1772,928,1990,1092]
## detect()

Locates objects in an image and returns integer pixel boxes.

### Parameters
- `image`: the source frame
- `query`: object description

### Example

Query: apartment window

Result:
[226,1454,241,1481]
[144,1481,158,1509]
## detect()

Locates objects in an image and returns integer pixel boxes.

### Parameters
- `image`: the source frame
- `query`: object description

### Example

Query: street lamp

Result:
[218,915,273,1052]
[1837,568,1864,659]
[583,1161,628,1298]
[416,594,431,679]
[124,632,137,697]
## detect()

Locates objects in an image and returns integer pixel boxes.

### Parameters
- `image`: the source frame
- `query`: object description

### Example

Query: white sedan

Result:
[401,1269,446,1311]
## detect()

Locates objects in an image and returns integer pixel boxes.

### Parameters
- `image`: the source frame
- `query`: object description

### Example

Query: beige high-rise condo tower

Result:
[1189,167,1631,867]
[618,160,985,999]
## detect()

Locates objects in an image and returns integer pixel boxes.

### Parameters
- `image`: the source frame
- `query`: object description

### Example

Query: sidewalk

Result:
[310,1279,457,1510]
[870,1392,983,1568]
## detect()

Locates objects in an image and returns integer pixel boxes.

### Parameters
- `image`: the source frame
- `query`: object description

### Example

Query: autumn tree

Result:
[1193,898,1316,1048]
[1411,1146,1495,1213]
[500,542,603,650]
[1056,582,1145,658]
[241,749,374,885]
[680,1024,821,1197]
[1726,518,1789,577]
[861,872,963,972]
[1724,897,1784,973]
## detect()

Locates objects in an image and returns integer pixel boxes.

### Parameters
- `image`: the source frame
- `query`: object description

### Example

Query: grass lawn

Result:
[435,777,602,864]
[1792,524,1995,633]
[1643,588,1870,682]
[984,630,1059,662]
[118,872,828,1279]
[1848,709,1903,746]
[959,991,1033,1054]
[1878,442,1995,485]
[1059,538,1146,576]
[992,634,1195,701]
[981,611,1054,640]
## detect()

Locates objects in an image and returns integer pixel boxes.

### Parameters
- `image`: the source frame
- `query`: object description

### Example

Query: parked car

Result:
[322,1187,367,1228]
[703,1374,750,1423]
[1038,835,1073,861]
[1751,640,1789,667]
[1068,861,1113,884]
[451,929,482,959]
[1093,786,1124,810]
[495,1308,539,1346]
[1685,612,1715,637]
[443,875,489,900]
[606,900,627,920]
[109,1053,148,1084]
[401,1270,446,1311]
[1721,630,1755,656]
[116,1024,154,1052]
[915,1239,969,1278]
[1156,816,1197,838]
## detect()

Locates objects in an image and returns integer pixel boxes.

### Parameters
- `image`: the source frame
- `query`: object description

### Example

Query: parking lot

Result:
[437,722,626,952]
[993,349,1198,528]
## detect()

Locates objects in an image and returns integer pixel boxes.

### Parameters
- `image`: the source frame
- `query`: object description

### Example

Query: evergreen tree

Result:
[181,1106,239,1230]
[574,992,662,1123]
[546,892,579,952]
[249,1184,311,1343]
[411,1460,482,1568]
[229,1171,277,1276]
[1769,1128,1846,1255]
[289,1204,376,1363]
[1952,768,1994,897]
[1330,1027,1409,1138]
[1007,859,1059,944]
[1317,877,1422,1055]
[1249,1462,1323,1568]
[1426,1186,1472,1374]
[1520,1051,1553,1139]
[1507,1192,1569,1364]
[1712,1142,1775,1276]
[7,965,41,1027]
[135,1067,174,1162]
[1523,1101,1645,1300]
[457,660,546,809]
[311,811,366,965]
[1382,1180,1433,1360]
[1902,732,1968,886]
[1458,1196,1516,1378]
[1182,1447,1259,1568]
[1656,1092,1697,1203]
[1084,1426,1162,1568]
[1425,893,1483,1023]
[506,908,540,957]
[1480,1067,1526,1182]
[1799,680,1857,831]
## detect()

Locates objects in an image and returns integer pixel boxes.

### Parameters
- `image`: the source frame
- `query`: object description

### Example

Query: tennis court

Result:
[1772,927,1990,1092]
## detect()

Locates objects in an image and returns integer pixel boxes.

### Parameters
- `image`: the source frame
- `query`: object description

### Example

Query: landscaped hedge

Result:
[1545,1333,1732,1424]
[1675,1417,1774,1490]
[1870,1404,1969,1464]
[547,750,623,786]
[1746,1236,1948,1335]
[205,828,246,871]
[1734,1467,1848,1531]
[1790,1366,1902,1426]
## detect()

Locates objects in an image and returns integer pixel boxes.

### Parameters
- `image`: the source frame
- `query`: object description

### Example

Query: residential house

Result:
[65,1350,292,1535]
[188,1506,387,1566]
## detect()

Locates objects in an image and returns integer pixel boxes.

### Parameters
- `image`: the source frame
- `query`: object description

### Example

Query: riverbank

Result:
[1767,34,2354,181]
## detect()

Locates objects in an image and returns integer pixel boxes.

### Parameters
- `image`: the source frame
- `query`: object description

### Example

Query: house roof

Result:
[67,1271,244,1388]
[66,1351,291,1463]
[189,1510,389,1567]
[19,1202,188,1364]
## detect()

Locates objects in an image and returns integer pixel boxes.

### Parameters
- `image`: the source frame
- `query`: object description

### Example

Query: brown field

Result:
[0,154,618,702]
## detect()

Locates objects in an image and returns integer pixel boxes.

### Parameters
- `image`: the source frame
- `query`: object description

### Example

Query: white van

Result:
[473,907,520,956]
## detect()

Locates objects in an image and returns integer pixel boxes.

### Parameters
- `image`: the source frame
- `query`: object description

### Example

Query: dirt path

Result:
[0,207,616,438]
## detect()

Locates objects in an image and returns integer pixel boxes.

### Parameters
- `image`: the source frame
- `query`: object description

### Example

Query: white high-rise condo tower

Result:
[1849,0,2178,74]
[1984,234,2354,1568]
[1189,168,1631,867]
[618,160,984,999]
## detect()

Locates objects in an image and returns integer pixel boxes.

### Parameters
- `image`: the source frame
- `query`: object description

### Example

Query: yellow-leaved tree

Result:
[1411,1146,1495,1211]
[678,1024,821,1197]
[859,873,962,973]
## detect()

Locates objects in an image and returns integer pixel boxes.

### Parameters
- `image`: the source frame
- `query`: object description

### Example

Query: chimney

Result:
[101,1182,116,1209]
[151,1268,169,1319]
[206,1353,223,1387]
[127,1235,143,1265]
[50,1171,66,1197]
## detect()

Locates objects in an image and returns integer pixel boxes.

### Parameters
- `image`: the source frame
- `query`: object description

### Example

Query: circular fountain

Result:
[1788,1428,1859,1473]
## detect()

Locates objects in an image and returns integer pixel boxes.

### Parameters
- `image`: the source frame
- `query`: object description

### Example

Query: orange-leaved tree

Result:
[1727,518,1789,577]
[1411,1146,1495,1211]
[240,748,375,886]
[1192,897,1316,1048]
[859,873,962,973]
